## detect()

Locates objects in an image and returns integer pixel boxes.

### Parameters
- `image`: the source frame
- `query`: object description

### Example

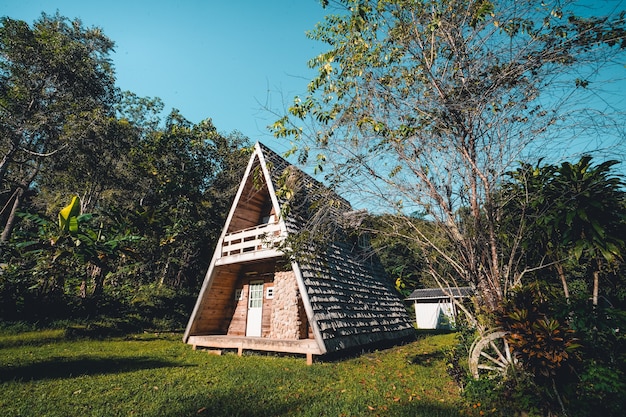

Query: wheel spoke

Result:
[489,340,507,364]
[504,338,512,363]
[479,351,507,368]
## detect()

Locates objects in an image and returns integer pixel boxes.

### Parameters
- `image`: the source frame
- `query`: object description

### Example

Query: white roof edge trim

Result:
[291,260,327,355]
[183,144,260,342]
[183,262,217,342]
[254,142,286,234]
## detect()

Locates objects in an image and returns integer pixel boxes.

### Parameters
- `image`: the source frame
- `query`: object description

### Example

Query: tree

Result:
[272,0,626,315]
[0,13,117,241]
[367,214,432,295]
[492,158,626,416]
[551,156,626,306]
[0,13,252,325]
[33,113,139,215]
[501,156,626,305]
[121,110,250,288]
[498,161,571,297]
[0,196,139,320]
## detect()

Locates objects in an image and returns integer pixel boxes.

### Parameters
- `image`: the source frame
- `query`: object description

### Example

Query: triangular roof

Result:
[184,142,414,355]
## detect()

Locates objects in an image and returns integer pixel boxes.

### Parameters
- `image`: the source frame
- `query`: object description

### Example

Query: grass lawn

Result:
[0,330,466,416]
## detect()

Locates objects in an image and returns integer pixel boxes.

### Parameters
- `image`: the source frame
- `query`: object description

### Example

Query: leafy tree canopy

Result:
[273,0,626,312]
[0,13,117,241]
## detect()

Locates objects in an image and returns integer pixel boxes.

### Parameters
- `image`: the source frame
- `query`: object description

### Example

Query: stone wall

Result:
[270,271,308,339]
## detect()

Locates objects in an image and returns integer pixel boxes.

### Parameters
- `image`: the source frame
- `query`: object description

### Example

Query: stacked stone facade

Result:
[270,271,308,339]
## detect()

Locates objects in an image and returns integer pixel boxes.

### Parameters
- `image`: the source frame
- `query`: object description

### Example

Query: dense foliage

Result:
[446,157,626,416]
[0,14,250,327]
[272,0,626,415]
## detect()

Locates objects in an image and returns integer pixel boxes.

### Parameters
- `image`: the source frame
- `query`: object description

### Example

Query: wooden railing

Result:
[220,222,284,259]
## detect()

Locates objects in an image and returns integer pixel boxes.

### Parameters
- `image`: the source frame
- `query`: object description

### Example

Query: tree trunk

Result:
[89,263,106,298]
[592,269,599,306]
[476,271,502,313]
[80,279,87,299]
[0,136,20,187]
[592,258,603,306]
[0,187,24,242]
[555,263,570,301]
[1,167,39,242]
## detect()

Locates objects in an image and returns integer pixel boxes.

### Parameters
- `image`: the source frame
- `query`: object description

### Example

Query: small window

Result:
[358,233,371,250]
[262,214,276,224]
[234,289,243,301]
[266,287,274,299]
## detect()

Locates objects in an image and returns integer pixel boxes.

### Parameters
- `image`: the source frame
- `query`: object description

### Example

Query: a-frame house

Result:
[183,142,414,364]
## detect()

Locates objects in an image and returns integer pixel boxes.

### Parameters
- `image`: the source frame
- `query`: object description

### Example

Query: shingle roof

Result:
[259,143,415,353]
[406,287,473,301]
[258,142,351,233]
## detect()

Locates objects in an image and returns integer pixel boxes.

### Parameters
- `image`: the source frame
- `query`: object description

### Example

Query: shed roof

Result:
[406,287,473,301]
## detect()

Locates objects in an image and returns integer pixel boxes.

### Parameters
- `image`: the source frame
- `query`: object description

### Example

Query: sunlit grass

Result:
[0,331,464,416]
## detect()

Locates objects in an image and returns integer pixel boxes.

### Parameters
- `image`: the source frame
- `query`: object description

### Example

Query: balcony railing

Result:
[219,222,285,261]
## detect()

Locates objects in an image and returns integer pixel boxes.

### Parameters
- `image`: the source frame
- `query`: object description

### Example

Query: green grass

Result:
[0,331,465,416]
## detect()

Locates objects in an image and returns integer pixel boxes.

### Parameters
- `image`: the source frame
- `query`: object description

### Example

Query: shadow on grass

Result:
[0,356,189,382]
[409,350,447,367]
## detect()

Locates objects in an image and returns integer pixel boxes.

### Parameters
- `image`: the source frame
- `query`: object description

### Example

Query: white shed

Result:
[406,287,472,330]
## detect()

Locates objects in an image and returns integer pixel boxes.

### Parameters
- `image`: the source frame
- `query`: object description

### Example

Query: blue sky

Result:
[2,1,624,167]
[1,0,328,154]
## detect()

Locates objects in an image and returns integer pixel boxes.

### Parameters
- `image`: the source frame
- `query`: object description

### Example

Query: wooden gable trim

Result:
[254,142,285,234]
[184,145,262,342]
[220,143,266,241]
[183,263,214,341]
[291,260,328,355]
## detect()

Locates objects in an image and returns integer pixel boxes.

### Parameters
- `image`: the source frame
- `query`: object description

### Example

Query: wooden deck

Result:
[186,335,323,365]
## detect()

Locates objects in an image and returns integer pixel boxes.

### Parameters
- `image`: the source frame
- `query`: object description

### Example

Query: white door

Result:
[246,281,264,337]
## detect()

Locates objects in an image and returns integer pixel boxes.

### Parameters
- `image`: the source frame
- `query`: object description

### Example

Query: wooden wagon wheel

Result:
[469,330,516,379]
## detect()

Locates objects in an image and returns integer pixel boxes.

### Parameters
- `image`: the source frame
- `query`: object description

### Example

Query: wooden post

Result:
[306,353,313,366]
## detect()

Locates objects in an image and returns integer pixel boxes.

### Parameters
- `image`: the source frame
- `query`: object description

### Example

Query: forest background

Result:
[0,11,253,328]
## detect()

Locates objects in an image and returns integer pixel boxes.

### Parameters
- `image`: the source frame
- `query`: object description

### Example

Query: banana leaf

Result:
[58,196,81,232]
